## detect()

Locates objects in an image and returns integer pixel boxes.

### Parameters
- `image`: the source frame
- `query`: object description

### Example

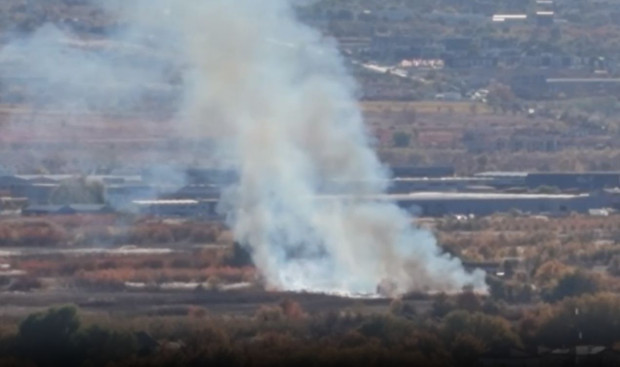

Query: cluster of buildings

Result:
[363,30,619,99]
[298,1,620,100]
[0,166,619,219]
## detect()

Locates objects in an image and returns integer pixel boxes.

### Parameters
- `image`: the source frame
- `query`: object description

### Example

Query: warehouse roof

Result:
[318,192,587,201]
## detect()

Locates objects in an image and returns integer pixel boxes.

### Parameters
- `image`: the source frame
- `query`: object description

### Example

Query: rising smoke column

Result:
[111,0,487,295]
[110,0,484,294]
[132,0,487,295]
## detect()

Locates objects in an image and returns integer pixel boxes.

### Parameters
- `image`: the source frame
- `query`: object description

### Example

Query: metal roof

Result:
[317,192,587,201]
[547,78,620,83]
[132,200,200,205]
[475,171,529,178]
[16,174,143,182]
[393,192,585,200]
[394,176,493,182]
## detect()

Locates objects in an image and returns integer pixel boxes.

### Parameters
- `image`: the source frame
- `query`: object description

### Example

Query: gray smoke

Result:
[0,24,174,113]
[130,0,485,295]
[1,0,486,295]
[0,4,185,173]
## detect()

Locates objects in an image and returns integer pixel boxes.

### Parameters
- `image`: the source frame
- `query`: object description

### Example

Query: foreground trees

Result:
[442,311,521,351]
[12,306,137,367]
[532,293,620,347]
[0,292,617,367]
[544,271,603,302]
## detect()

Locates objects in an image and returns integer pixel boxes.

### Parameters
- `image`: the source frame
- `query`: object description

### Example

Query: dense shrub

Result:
[0,296,617,367]
[442,311,522,350]
[544,271,603,302]
[17,306,81,366]
[14,306,137,367]
[534,293,620,347]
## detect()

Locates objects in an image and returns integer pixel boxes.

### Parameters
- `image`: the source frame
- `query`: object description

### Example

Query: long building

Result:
[390,166,455,178]
[384,191,618,216]
[128,191,619,219]
[3,169,619,217]
[477,171,620,192]
[315,191,618,217]
[525,172,620,191]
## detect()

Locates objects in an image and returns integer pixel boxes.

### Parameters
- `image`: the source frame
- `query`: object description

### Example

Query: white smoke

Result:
[120,0,485,295]
[2,0,486,295]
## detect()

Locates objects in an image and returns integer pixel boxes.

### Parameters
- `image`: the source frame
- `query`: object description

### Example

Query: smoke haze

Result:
[0,0,486,295]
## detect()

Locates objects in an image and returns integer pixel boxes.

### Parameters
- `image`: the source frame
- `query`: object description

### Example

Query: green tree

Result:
[75,325,137,367]
[535,293,620,347]
[450,333,485,367]
[545,271,602,302]
[456,290,482,312]
[442,311,522,350]
[49,177,104,205]
[392,132,411,147]
[358,314,415,346]
[224,242,253,267]
[432,293,455,318]
[18,306,80,366]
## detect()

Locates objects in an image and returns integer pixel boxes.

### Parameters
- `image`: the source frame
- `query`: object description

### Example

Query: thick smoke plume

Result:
[131,0,485,295]
[1,0,486,295]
